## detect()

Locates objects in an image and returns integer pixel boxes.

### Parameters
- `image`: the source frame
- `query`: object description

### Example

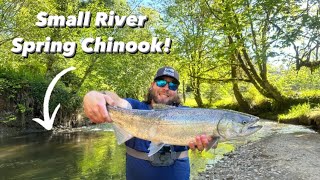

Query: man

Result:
[83,66,215,180]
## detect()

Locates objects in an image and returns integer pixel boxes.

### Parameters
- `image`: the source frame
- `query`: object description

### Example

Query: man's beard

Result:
[149,89,180,105]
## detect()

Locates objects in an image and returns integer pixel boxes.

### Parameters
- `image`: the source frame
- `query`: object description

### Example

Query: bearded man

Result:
[83,66,215,180]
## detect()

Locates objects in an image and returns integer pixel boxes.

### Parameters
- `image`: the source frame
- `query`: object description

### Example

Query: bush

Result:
[0,66,82,129]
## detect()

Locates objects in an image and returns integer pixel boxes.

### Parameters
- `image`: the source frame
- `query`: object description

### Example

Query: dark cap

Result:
[154,66,180,84]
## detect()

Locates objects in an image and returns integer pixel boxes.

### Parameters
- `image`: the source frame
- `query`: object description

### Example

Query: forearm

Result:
[83,90,131,123]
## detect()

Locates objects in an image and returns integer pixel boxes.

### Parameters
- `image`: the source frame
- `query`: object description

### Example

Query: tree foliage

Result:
[0,0,319,128]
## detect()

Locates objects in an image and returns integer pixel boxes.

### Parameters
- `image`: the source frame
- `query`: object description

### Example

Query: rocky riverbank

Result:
[197,132,320,180]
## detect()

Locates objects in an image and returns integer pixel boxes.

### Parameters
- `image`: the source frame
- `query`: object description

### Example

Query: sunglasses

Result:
[155,79,179,91]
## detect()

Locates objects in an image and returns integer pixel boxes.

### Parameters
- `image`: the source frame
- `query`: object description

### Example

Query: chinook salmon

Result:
[108,105,262,156]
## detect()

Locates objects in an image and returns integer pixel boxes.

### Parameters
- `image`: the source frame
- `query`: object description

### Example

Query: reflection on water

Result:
[0,131,126,179]
[0,120,317,179]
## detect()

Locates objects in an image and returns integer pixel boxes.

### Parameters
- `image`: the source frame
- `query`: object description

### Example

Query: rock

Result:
[197,133,320,180]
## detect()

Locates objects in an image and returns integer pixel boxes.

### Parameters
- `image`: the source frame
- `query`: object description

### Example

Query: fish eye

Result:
[242,120,247,125]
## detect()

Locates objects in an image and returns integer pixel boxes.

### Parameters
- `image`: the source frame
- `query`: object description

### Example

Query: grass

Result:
[212,97,237,108]
[277,103,320,129]
[183,98,199,107]
[183,93,320,129]
[300,89,320,97]
[278,103,311,121]
[183,96,239,109]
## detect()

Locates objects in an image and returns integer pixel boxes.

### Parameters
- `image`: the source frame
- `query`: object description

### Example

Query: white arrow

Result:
[32,66,76,130]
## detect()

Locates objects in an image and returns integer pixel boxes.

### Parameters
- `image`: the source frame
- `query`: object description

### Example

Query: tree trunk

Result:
[231,55,251,112]
[182,80,186,103]
[192,77,203,107]
[206,3,287,106]
[229,35,287,104]
[238,43,286,103]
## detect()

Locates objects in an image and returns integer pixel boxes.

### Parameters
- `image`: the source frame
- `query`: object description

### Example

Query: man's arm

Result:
[83,91,132,123]
[83,91,215,151]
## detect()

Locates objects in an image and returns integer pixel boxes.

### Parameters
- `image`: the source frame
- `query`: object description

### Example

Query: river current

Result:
[0,120,316,179]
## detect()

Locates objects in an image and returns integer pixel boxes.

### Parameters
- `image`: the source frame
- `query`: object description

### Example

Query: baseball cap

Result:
[154,66,180,84]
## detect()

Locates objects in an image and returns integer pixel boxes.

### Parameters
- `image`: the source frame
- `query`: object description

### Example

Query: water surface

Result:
[0,120,316,179]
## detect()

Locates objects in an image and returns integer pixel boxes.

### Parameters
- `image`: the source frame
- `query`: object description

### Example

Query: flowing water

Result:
[0,120,317,179]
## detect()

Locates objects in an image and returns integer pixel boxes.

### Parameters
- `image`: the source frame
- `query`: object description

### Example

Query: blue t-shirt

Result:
[125,98,190,180]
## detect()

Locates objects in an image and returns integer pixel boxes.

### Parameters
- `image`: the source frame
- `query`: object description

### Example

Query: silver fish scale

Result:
[108,106,259,146]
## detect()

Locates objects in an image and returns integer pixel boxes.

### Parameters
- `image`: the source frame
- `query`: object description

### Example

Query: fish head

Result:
[217,111,262,140]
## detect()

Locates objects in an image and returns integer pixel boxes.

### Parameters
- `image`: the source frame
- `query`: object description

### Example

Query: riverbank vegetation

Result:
[0,0,320,132]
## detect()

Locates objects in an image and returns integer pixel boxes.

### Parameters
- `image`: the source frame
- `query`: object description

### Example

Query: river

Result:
[0,120,316,179]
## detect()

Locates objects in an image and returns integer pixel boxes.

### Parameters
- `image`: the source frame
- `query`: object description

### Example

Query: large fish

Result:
[108,105,262,156]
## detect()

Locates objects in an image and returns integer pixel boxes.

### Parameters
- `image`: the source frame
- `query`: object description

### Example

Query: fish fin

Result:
[206,136,220,151]
[148,142,165,157]
[152,104,176,110]
[112,124,133,145]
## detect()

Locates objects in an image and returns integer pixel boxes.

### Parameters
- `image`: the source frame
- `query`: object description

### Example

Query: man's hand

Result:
[83,91,115,123]
[188,135,218,151]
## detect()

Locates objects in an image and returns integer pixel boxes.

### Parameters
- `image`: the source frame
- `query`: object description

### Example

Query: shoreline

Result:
[1,122,320,179]
[197,132,320,180]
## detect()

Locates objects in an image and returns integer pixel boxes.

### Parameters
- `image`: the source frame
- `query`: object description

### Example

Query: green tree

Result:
[162,0,223,107]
